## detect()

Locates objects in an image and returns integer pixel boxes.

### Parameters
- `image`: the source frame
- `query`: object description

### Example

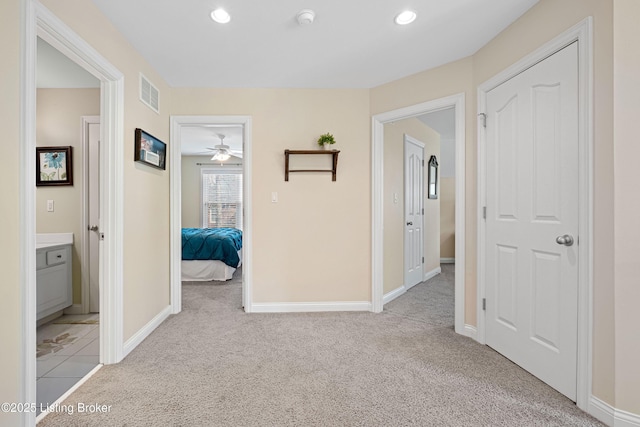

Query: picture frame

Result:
[428,155,439,199]
[135,128,166,170]
[36,146,73,186]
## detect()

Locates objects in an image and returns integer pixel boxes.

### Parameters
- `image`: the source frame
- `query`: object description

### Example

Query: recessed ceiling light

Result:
[211,8,231,24]
[395,10,417,25]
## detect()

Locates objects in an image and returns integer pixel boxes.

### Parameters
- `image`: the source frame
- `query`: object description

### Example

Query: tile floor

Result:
[36,314,100,415]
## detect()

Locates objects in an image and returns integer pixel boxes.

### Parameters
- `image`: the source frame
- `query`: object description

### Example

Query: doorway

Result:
[371,94,467,337]
[22,3,125,425]
[170,116,253,314]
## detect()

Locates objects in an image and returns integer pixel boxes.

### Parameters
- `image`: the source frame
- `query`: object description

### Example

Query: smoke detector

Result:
[296,9,315,25]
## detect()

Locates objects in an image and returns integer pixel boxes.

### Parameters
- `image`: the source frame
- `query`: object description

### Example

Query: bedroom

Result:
[180,125,244,287]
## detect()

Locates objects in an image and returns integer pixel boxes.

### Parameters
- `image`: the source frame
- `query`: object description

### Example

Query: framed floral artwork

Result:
[36,146,73,186]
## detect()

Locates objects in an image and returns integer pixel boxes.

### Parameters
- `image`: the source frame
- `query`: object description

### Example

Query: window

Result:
[201,169,242,229]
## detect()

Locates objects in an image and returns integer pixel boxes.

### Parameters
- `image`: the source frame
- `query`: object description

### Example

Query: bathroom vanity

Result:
[36,233,73,321]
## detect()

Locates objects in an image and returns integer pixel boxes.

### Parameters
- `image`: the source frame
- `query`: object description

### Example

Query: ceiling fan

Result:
[207,134,242,161]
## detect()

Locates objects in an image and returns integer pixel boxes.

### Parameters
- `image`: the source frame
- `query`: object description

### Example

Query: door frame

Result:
[477,17,593,410]
[21,1,125,424]
[403,134,425,290]
[371,93,467,336]
[81,115,100,314]
[169,116,253,313]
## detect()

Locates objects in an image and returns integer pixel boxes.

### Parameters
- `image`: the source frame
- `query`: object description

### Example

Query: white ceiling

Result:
[180,125,243,156]
[37,37,100,88]
[89,0,538,89]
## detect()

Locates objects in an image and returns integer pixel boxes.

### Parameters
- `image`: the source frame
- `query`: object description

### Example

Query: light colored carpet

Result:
[39,266,602,426]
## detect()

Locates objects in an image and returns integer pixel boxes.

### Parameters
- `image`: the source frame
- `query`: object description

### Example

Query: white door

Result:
[404,135,424,289]
[484,42,579,400]
[88,122,100,313]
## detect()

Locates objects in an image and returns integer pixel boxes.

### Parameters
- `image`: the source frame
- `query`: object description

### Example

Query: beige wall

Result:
[383,118,440,294]
[36,88,100,305]
[440,177,455,260]
[613,0,640,414]
[39,0,173,342]
[171,88,371,303]
[181,156,207,228]
[0,0,22,422]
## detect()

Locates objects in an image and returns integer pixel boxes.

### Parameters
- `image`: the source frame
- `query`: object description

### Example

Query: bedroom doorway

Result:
[170,116,253,314]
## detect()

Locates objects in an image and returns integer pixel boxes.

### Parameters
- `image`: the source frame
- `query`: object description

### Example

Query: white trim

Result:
[476,17,593,411]
[371,93,466,340]
[123,306,172,358]
[463,324,478,340]
[590,396,640,427]
[21,3,125,425]
[251,302,372,313]
[440,258,455,264]
[422,266,441,284]
[383,286,407,305]
[35,364,103,423]
[81,115,100,315]
[170,116,253,314]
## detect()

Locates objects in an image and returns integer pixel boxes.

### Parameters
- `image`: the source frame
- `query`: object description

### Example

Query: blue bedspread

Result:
[181,228,243,267]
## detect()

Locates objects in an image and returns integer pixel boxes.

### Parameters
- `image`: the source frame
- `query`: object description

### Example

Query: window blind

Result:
[201,169,243,229]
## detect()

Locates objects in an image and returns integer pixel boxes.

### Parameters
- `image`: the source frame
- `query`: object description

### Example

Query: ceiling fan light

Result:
[395,10,417,25]
[211,8,231,24]
[212,151,231,162]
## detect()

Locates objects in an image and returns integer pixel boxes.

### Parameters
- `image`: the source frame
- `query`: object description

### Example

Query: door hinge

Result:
[483,206,487,219]
[478,113,487,128]
[422,208,424,215]
[422,257,424,263]
[482,298,486,311]
[422,159,424,167]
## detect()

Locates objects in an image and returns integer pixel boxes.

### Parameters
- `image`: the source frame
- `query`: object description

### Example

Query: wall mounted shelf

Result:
[284,149,340,181]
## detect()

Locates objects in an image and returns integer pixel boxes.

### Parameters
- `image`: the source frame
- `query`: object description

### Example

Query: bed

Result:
[181,227,243,281]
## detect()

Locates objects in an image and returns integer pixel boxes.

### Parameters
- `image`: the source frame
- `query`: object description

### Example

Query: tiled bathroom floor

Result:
[36,314,100,415]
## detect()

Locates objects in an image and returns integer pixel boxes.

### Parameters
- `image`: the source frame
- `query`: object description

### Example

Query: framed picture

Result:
[36,146,73,186]
[135,128,166,170]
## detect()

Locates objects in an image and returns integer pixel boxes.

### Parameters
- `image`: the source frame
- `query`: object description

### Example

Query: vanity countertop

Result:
[36,233,73,250]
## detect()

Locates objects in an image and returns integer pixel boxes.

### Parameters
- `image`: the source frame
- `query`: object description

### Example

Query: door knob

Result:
[406,222,413,226]
[556,234,574,246]
[88,225,99,232]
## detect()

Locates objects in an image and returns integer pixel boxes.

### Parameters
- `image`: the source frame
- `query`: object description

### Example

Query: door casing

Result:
[477,17,593,411]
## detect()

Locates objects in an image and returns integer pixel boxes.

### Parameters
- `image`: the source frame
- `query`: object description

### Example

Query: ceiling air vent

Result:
[139,73,159,113]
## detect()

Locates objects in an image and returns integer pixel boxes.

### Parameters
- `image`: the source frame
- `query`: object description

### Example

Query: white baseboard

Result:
[250,301,372,313]
[123,305,172,358]
[463,324,477,340]
[423,266,442,283]
[440,258,455,264]
[63,304,85,315]
[590,396,640,427]
[383,286,406,305]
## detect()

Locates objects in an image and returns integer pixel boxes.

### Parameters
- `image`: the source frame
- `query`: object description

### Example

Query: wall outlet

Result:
[47,200,54,212]
[393,193,398,204]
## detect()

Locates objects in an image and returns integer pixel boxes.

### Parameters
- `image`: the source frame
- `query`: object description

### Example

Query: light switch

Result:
[47,200,54,212]
[271,192,278,203]
[393,193,398,204]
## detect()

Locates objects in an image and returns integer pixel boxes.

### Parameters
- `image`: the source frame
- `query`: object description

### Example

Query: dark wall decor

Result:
[428,155,439,199]
[135,128,166,170]
[36,146,73,186]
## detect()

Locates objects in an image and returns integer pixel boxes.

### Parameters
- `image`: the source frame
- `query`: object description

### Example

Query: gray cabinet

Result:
[36,244,72,320]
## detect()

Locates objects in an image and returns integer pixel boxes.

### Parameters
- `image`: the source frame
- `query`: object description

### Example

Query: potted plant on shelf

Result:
[317,132,336,149]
